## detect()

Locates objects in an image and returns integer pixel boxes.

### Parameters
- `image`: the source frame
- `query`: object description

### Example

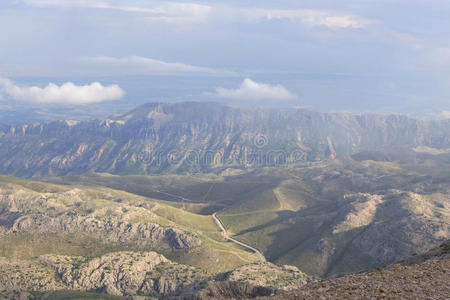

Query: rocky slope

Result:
[0,102,449,177]
[268,240,450,300]
[0,180,200,251]
[223,262,312,290]
[7,213,198,250]
[167,240,450,299]
[0,251,209,299]
[41,251,209,296]
[0,251,310,299]
[6,242,447,299]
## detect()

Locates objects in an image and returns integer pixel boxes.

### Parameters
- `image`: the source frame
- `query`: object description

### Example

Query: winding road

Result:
[153,190,198,203]
[212,212,266,263]
[153,188,266,263]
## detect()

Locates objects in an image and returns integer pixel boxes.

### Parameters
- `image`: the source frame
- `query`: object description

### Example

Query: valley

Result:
[45,148,449,279]
[212,211,266,263]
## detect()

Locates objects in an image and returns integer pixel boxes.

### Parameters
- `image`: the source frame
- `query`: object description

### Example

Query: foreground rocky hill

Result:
[0,102,449,177]
[166,240,450,299]
[0,253,311,300]
[0,251,208,299]
[0,177,200,251]
[267,240,450,300]
[2,240,447,299]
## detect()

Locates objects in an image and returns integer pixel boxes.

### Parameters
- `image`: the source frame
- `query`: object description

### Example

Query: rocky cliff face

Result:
[8,213,199,249]
[0,180,201,251]
[0,251,209,298]
[40,251,209,296]
[0,102,448,177]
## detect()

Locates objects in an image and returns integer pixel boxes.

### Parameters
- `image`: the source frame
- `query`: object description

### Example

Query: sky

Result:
[1,0,450,123]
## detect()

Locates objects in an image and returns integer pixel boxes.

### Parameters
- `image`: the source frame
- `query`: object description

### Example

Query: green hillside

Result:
[0,175,259,274]
[46,152,450,278]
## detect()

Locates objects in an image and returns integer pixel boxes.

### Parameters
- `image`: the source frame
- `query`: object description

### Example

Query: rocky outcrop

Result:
[8,213,200,249]
[166,280,276,300]
[40,251,209,296]
[223,262,312,291]
[0,181,201,251]
[0,251,209,298]
[0,257,65,294]
[3,242,448,299]
[0,252,313,299]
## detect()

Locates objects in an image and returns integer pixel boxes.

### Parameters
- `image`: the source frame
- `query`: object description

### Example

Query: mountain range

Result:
[0,102,449,177]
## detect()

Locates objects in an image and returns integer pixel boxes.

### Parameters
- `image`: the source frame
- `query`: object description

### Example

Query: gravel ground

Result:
[270,257,449,300]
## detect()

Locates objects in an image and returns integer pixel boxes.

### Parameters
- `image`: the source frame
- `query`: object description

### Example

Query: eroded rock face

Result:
[0,183,201,251]
[0,251,209,298]
[9,213,199,249]
[0,257,65,294]
[224,262,312,291]
[166,280,276,300]
[40,251,209,296]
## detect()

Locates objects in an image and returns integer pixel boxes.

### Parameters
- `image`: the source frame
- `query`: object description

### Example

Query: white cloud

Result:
[442,110,450,119]
[216,7,375,30]
[210,78,297,101]
[23,1,372,28]
[23,0,211,23]
[264,9,374,29]
[0,78,124,105]
[78,56,238,76]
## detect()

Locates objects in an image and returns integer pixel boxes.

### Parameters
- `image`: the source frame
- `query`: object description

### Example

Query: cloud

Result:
[78,56,238,76]
[0,78,124,105]
[23,0,211,23]
[23,1,372,28]
[263,9,374,29]
[216,7,375,30]
[442,110,450,119]
[210,78,297,101]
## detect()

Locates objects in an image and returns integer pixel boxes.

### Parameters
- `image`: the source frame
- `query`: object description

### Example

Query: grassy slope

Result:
[39,154,450,277]
[0,175,259,274]
[32,291,124,300]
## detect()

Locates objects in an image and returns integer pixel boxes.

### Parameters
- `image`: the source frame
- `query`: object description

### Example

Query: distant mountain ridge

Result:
[0,102,449,177]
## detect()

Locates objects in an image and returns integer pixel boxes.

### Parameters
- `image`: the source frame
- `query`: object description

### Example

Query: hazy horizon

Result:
[1,0,450,123]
